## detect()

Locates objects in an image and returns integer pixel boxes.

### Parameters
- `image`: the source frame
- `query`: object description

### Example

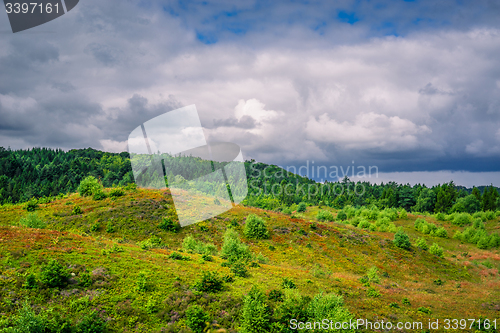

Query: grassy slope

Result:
[0,188,499,332]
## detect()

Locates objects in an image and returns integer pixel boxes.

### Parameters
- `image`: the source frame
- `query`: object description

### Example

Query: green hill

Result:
[1,186,500,332]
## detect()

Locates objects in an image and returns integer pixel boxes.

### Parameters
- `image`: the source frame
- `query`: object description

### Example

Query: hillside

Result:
[1,186,500,332]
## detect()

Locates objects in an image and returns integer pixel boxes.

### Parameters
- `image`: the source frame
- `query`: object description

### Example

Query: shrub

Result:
[473,218,485,229]
[282,277,296,289]
[435,212,445,221]
[40,259,69,288]
[297,202,307,212]
[136,271,150,292]
[75,310,106,333]
[414,218,426,230]
[398,209,408,219]
[168,252,190,260]
[357,219,371,229]
[416,237,429,250]
[367,287,380,297]
[182,235,217,255]
[485,210,496,221]
[92,191,106,201]
[19,213,46,229]
[244,214,269,239]
[434,227,448,238]
[78,176,103,197]
[195,271,224,293]
[336,210,347,221]
[256,253,269,264]
[23,273,37,289]
[90,222,100,232]
[417,307,432,315]
[185,305,210,333]
[402,297,411,305]
[429,243,444,257]
[72,205,83,215]
[109,188,125,197]
[268,289,284,302]
[393,228,411,250]
[452,213,472,226]
[159,216,180,232]
[367,267,380,283]
[240,287,271,333]
[220,229,252,263]
[139,236,162,250]
[316,210,334,222]
[202,253,213,261]
[25,199,39,212]
[231,261,249,278]
[282,207,292,215]
[9,301,46,333]
[306,292,354,331]
[106,221,114,233]
[79,271,92,287]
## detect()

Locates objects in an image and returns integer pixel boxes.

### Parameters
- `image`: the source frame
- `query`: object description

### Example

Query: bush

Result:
[9,301,46,333]
[452,213,472,226]
[306,292,354,331]
[316,210,334,222]
[336,210,347,221]
[393,228,411,250]
[429,243,444,257]
[79,271,92,287]
[367,267,380,283]
[106,221,114,233]
[417,307,432,315]
[398,209,408,219]
[281,207,292,215]
[416,237,429,250]
[136,271,151,292]
[168,252,190,260]
[23,273,37,289]
[159,216,180,232]
[25,199,39,212]
[72,205,83,215]
[367,287,380,297]
[109,188,125,197]
[268,289,284,302]
[297,202,307,212]
[435,212,445,221]
[40,259,69,288]
[19,213,46,229]
[75,311,106,333]
[244,214,269,239]
[195,271,224,293]
[139,236,162,250]
[92,191,106,201]
[434,227,448,238]
[357,219,371,229]
[282,277,296,289]
[220,229,252,263]
[240,287,271,333]
[402,297,411,305]
[182,236,216,255]
[231,261,249,278]
[78,176,103,197]
[185,305,210,333]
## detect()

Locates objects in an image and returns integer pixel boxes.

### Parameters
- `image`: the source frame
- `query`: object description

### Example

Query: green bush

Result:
[429,243,444,257]
[336,210,347,221]
[297,202,307,212]
[316,210,334,222]
[168,252,190,260]
[40,259,69,288]
[452,213,472,226]
[182,235,217,255]
[136,271,151,292]
[357,219,371,229]
[78,176,103,197]
[281,207,292,215]
[435,212,445,221]
[19,213,46,229]
[185,305,210,333]
[92,191,107,201]
[393,228,411,250]
[282,277,296,289]
[486,210,496,221]
[72,205,83,215]
[244,214,269,239]
[220,229,252,263]
[398,209,408,219]
[367,287,381,297]
[23,273,37,289]
[194,271,224,293]
[268,289,284,302]
[139,236,162,250]
[159,216,180,232]
[109,188,125,197]
[416,237,429,250]
[25,199,39,212]
[8,301,46,333]
[434,227,448,238]
[402,297,411,305]
[75,310,106,333]
[231,261,248,278]
[240,287,271,333]
[367,267,380,283]
[79,271,92,287]
[417,307,432,315]
[106,221,114,233]
[306,292,354,332]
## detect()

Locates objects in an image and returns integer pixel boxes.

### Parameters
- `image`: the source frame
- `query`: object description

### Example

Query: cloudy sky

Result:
[1,0,500,186]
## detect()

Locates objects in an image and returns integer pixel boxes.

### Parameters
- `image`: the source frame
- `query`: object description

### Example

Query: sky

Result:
[1,0,500,187]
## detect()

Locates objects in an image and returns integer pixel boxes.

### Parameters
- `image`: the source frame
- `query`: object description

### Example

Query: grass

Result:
[0,188,499,331]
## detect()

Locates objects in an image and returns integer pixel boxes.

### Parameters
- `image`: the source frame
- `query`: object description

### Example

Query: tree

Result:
[481,185,499,211]
[77,176,102,197]
[434,182,458,213]
[412,188,436,212]
[451,195,481,214]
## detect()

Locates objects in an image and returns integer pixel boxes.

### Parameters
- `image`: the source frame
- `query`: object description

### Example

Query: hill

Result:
[1,186,500,332]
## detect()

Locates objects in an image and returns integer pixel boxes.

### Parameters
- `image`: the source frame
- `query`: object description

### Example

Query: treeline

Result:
[1,147,500,215]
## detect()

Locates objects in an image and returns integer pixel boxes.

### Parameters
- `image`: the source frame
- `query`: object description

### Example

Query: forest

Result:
[1,146,499,215]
